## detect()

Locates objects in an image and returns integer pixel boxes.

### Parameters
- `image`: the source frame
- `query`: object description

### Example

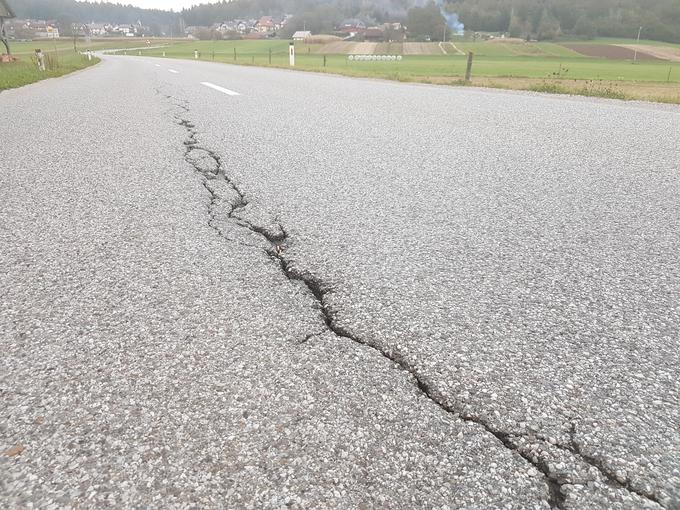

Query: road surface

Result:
[1,56,678,509]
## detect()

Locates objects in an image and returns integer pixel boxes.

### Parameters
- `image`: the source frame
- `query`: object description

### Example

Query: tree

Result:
[56,13,77,36]
[536,8,561,40]
[192,27,219,40]
[10,0,680,45]
[407,2,447,41]
[508,14,530,39]
[280,5,343,37]
[573,15,596,39]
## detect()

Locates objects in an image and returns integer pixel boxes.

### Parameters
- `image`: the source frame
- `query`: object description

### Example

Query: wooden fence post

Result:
[465,52,474,82]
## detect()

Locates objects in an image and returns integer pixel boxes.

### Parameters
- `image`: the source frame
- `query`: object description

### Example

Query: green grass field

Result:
[7,38,173,56]
[4,37,679,102]
[125,39,680,83]
[0,38,173,91]
[119,38,679,102]
[0,51,99,91]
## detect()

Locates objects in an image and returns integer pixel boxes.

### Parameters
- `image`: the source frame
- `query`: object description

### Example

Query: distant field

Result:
[589,37,680,49]
[295,39,583,58]
[8,36,677,102]
[562,43,659,60]
[120,38,680,102]
[8,38,174,56]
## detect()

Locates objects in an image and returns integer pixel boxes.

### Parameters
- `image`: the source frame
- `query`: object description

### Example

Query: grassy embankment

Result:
[0,39,172,91]
[122,38,680,103]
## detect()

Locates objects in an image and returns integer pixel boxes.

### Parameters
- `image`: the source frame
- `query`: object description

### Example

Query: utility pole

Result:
[633,26,642,64]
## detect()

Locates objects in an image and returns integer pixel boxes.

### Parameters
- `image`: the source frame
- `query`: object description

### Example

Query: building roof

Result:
[364,27,385,37]
[292,31,312,38]
[341,19,366,28]
[0,0,16,19]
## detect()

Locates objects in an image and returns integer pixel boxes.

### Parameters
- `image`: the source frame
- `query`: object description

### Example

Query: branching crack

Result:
[566,423,664,506]
[162,90,666,510]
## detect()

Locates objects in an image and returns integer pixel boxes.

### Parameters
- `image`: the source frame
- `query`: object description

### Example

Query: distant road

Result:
[1,56,678,509]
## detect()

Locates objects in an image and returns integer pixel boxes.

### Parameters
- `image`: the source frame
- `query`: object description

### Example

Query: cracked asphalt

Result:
[1,56,679,509]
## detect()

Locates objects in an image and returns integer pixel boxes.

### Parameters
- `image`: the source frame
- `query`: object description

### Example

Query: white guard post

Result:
[35,49,45,71]
[289,42,295,67]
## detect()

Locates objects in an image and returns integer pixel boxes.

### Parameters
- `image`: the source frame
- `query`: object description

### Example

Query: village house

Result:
[337,19,366,37]
[33,21,59,38]
[255,16,275,33]
[8,19,60,39]
[235,20,251,33]
[363,26,385,41]
[215,19,254,35]
[88,22,109,37]
[292,30,312,41]
[206,15,290,37]
[112,24,134,36]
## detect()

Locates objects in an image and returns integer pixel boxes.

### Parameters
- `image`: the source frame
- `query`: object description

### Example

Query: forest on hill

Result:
[11,0,680,43]
[12,0,177,28]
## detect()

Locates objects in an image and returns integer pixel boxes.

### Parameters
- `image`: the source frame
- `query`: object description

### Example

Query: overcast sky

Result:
[125,0,215,11]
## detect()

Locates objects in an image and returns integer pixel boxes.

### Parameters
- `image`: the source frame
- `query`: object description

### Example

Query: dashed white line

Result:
[200,82,240,96]
[168,69,179,74]
[155,64,161,67]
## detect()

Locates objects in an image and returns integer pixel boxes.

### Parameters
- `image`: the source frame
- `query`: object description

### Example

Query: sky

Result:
[124,0,215,11]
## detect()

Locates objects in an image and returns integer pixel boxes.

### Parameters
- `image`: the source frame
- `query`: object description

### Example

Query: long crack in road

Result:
[1,56,679,509]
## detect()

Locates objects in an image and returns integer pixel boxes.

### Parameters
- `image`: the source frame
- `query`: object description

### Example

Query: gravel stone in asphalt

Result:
[154,59,679,508]
[1,57,562,508]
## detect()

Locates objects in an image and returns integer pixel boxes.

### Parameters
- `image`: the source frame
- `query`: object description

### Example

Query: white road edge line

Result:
[200,82,240,96]
[168,69,179,74]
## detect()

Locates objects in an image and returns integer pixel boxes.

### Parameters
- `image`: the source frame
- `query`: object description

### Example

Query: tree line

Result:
[10,0,680,43]
[451,0,680,43]
[11,0,178,36]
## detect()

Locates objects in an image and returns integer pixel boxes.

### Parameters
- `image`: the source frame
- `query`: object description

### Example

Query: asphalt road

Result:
[1,56,678,509]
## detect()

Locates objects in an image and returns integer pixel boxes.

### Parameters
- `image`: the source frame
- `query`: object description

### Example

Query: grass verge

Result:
[528,81,629,100]
[0,51,100,91]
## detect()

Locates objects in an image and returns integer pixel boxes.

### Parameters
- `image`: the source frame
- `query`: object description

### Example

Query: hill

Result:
[9,0,680,44]
[11,0,177,27]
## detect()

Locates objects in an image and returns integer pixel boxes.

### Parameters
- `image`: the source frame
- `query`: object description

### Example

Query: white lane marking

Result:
[168,69,179,74]
[155,64,161,67]
[200,81,240,96]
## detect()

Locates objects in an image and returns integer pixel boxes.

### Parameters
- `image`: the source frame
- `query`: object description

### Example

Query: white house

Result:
[34,24,59,38]
[292,30,311,41]
[88,23,108,36]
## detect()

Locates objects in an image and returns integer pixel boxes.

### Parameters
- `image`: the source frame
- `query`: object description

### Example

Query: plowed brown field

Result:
[616,44,680,62]
[561,44,659,60]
